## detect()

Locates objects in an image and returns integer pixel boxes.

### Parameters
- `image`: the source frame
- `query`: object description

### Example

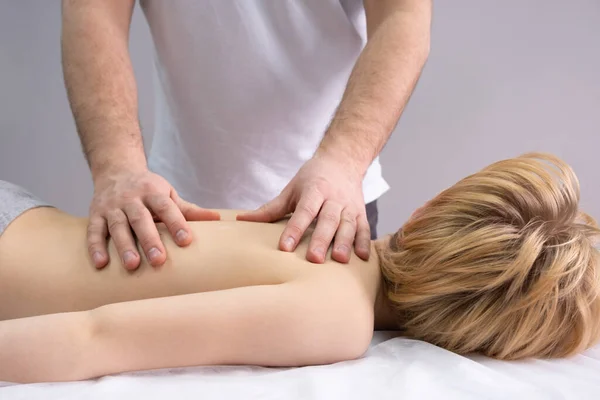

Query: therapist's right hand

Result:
[88,169,220,270]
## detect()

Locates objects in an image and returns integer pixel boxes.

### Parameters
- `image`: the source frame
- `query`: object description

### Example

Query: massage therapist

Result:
[61,0,431,270]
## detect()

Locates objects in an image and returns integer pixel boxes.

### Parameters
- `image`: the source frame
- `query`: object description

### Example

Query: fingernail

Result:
[176,229,188,243]
[92,252,104,264]
[148,247,162,262]
[336,245,349,254]
[123,251,136,264]
[283,237,295,250]
[314,247,325,257]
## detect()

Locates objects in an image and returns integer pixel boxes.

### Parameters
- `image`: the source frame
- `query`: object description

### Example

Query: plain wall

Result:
[0,1,598,237]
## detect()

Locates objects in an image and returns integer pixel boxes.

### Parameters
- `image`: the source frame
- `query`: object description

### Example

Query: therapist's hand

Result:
[89,169,220,270]
[237,154,370,264]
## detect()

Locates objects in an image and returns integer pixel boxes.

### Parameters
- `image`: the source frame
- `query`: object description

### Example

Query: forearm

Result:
[61,0,146,179]
[0,312,92,383]
[318,1,431,176]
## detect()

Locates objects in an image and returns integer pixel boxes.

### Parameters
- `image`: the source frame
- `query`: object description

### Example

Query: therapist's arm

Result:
[61,0,216,272]
[238,0,431,264]
[0,278,372,383]
[317,0,432,173]
[61,0,145,177]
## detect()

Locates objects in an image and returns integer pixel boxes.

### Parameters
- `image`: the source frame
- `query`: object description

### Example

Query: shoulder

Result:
[292,265,376,360]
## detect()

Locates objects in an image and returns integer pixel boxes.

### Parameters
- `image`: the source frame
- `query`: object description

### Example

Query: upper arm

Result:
[87,277,373,378]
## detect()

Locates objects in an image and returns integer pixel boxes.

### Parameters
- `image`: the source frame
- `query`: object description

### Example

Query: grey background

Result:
[0,1,598,237]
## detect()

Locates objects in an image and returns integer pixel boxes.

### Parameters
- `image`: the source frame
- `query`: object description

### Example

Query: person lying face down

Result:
[376,153,600,359]
[0,153,598,383]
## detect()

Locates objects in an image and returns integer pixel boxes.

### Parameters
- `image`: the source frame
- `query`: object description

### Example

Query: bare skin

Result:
[238,0,432,262]
[0,207,397,383]
[61,0,431,269]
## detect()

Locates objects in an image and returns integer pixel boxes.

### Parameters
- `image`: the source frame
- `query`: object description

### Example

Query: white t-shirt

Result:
[140,0,389,210]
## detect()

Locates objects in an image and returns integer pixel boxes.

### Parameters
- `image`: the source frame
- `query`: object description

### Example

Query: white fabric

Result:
[139,0,390,210]
[2,333,599,399]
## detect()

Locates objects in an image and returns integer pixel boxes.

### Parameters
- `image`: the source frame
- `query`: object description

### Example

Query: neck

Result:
[372,237,400,330]
[374,283,398,330]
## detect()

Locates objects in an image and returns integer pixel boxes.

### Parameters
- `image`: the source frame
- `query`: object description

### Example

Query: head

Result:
[375,153,600,360]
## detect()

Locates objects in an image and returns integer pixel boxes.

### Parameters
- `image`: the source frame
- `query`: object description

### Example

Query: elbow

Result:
[333,337,371,364]
[317,305,375,364]
[305,328,371,366]
[337,320,374,362]
[308,277,375,364]
[67,311,100,381]
[319,327,372,365]
[65,309,109,381]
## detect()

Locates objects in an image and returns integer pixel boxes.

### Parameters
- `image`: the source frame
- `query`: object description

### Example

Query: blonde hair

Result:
[376,153,600,360]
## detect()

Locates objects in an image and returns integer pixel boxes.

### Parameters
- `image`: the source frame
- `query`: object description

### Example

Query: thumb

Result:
[176,198,221,221]
[236,194,290,223]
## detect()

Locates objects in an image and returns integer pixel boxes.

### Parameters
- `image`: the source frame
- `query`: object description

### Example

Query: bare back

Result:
[0,208,381,320]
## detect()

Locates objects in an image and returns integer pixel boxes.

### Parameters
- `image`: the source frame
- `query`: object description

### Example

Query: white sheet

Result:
[2,332,599,399]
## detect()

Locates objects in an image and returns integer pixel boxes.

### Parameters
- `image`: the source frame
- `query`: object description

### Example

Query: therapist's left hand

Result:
[237,153,370,264]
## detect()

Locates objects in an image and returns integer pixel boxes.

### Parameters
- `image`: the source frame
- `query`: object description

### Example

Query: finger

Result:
[124,202,167,267]
[236,193,290,223]
[280,190,324,252]
[107,209,141,270]
[87,215,109,269]
[146,194,191,247]
[331,208,357,264]
[307,201,343,264]
[172,191,221,221]
[354,214,372,261]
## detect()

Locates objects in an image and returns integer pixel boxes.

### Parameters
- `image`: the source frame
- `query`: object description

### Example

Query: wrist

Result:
[91,156,148,183]
[316,135,372,179]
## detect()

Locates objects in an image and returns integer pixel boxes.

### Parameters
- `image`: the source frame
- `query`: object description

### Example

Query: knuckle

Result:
[312,236,331,249]
[260,203,276,218]
[120,189,138,202]
[356,215,368,227]
[336,227,355,240]
[341,211,357,225]
[286,223,304,237]
[90,199,109,214]
[113,239,133,253]
[298,202,319,217]
[310,177,329,194]
[107,213,127,231]
[337,238,354,248]
[342,218,357,227]
[319,211,340,224]
[307,186,325,201]
[153,197,172,214]
[127,207,146,226]
[166,221,184,235]
[360,219,371,232]
[128,214,143,226]
[107,219,122,232]
[87,243,102,255]
[141,179,158,194]
[87,229,102,242]
[138,236,158,251]
[358,227,371,240]
[87,221,103,236]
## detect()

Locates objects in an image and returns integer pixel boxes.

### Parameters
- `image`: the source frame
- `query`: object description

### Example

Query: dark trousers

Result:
[365,200,379,240]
